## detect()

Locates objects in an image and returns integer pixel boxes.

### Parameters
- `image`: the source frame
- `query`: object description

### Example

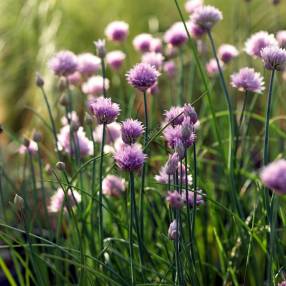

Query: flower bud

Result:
[168,220,179,240]
[23,138,30,148]
[94,39,106,58]
[60,94,69,107]
[174,140,185,160]
[14,194,24,211]
[56,161,66,171]
[45,164,52,176]
[165,153,179,175]
[35,72,44,87]
[33,131,42,143]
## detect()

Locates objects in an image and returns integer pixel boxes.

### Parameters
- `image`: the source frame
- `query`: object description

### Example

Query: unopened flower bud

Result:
[165,153,179,175]
[45,164,52,175]
[56,161,66,171]
[33,131,42,143]
[60,94,69,107]
[35,72,44,87]
[23,138,30,148]
[14,194,24,211]
[168,220,179,240]
[175,140,185,160]
[94,39,106,58]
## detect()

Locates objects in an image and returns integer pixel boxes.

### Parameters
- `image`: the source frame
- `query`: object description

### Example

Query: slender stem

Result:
[140,91,149,241]
[101,58,107,98]
[178,48,184,105]
[99,123,106,252]
[184,153,192,242]
[129,172,135,286]
[238,91,248,130]
[207,30,242,217]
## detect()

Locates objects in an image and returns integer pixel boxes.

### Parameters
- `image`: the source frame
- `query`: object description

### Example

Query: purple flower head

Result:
[278,281,286,286]
[184,103,198,124]
[114,144,147,172]
[89,97,120,125]
[126,63,160,92]
[57,126,93,158]
[49,51,78,77]
[185,0,204,14]
[93,122,121,145]
[106,51,126,71]
[174,140,186,160]
[181,118,193,140]
[82,76,110,96]
[77,53,100,76]
[105,21,129,42]
[188,22,207,38]
[150,38,162,53]
[218,44,239,64]
[182,190,204,207]
[48,188,81,213]
[18,140,38,155]
[230,67,265,93]
[68,72,82,86]
[102,175,126,198]
[191,5,223,30]
[121,119,144,145]
[165,153,180,175]
[133,33,153,53]
[166,191,184,209]
[276,31,286,49]
[163,60,177,79]
[260,159,286,195]
[164,22,188,47]
[206,58,223,76]
[94,39,106,58]
[164,106,184,127]
[244,31,278,58]
[260,46,286,71]
[168,220,179,240]
[142,52,164,70]
[163,126,182,148]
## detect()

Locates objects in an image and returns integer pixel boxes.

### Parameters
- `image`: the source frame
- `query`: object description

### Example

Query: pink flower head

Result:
[67,72,82,86]
[185,0,204,14]
[206,58,223,76]
[165,152,180,175]
[163,60,177,79]
[230,67,265,93]
[48,188,81,213]
[57,126,93,158]
[218,44,239,64]
[106,51,126,70]
[182,190,204,207]
[276,31,286,49]
[261,46,286,71]
[188,21,207,38]
[77,53,100,76]
[164,106,184,127]
[168,220,179,240]
[126,63,160,92]
[260,159,286,195]
[102,175,126,198]
[105,21,129,42]
[114,144,147,172]
[93,122,121,145]
[49,50,78,77]
[150,38,163,53]
[18,140,38,155]
[244,31,278,58]
[166,191,184,209]
[164,22,188,47]
[133,33,153,53]
[141,52,164,70]
[82,76,110,96]
[191,5,223,30]
[121,119,144,145]
[89,97,120,125]
[184,103,198,124]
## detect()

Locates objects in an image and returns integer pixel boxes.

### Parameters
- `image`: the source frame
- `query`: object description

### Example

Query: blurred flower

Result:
[67,72,82,86]
[181,190,204,207]
[164,22,188,47]
[260,159,286,195]
[261,46,286,71]
[168,220,179,240]
[175,140,185,159]
[231,67,265,93]
[272,0,280,4]
[82,76,110,96]
[163,60,177,79]
[141,52,164,70]
[35,72,44,87]
[94,122,121,144]
[114,144,147,172]
[191,5,223,30]
[106,51,126,70]
[276,31,286,49]
[56,161,66,171]
[166,191,184,209]
[18,140,38,155]
[278,281,286,286]
[218,44,239,64]
[150,38,162,53]
[121,119,144,145]
[94,39,106,58]
[188,22,207,38]
[105,21,129,42]
[48,188,81,213]
[244,31,278,58]
[77,53,100,76]
[126,63,160,92]
[206,58,223,76]
[147,82,160,95]
[165,153,180,175]
[102,175,126,198]
[49,51,78,77]
[61,111,79,126]
[164,106,184,127]
[133,33,153,53]
[14,194,24,211]
[185,0,204,14]
[184,103,198,124]
[89,97,120,125]
[57,126,93,158]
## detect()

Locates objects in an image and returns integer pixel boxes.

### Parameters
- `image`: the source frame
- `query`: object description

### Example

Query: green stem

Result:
[99,123,106,253]
[129,172,135,286]
[178,48,184,105]
[101,58,107,98]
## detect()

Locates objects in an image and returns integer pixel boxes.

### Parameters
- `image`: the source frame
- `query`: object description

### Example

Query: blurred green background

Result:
[0,0,285,135]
